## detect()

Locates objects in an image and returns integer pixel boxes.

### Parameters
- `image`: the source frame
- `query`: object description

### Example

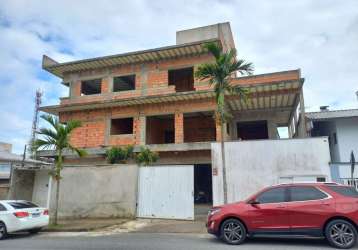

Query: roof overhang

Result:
[227,79,303,112]
[40,78,303,115]
[306,109,358,121]
[43,39,220,78]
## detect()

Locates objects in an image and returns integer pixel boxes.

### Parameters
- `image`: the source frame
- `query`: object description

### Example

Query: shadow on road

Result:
[4,232,38,241]
[207,236,330,248]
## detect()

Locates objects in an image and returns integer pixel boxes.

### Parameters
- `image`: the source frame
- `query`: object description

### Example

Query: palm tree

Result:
[195,42,254,204]
[33,114,86,225]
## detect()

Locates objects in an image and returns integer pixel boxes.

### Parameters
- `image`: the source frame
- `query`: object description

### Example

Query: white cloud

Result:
[0,0,357,153]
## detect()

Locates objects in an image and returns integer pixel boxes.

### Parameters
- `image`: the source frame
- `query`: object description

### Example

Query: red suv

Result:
[207,183,358,249]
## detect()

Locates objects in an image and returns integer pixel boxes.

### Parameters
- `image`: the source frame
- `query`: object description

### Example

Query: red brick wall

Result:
[184,116,216,142]
[59,97,220,149]
[65,53,215,102]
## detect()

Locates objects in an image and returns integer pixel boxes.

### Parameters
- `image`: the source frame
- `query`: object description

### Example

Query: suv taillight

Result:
[14,211,29,218]
[43,209,49,215]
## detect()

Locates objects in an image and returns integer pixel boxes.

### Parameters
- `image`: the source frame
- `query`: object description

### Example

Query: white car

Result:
[0,200,49,239]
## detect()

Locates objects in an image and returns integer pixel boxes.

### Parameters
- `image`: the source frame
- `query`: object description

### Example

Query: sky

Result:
[0,0,357,154]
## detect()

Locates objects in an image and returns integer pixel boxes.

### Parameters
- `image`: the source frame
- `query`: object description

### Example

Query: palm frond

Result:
[68,144,87,157]
[65,120,82,134]
[40,114,59,130]
[203,42,222,60]
[195,63,217,81]
[231,59,254,76]
[33,138,55,151]
[37,127,58,140]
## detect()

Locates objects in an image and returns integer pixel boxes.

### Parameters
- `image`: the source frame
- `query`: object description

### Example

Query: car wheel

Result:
[0,222,7,240]
[325,219,357,249]
[29,228,42,234]
[220,218,247,245]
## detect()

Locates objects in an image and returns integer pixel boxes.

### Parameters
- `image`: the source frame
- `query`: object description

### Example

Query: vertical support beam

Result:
[104,110,111,146]
[298,90,307,138]
[288,122,293,138]
[230,119,237,140]
[70,80,81,97]
[293,110,297,138]
[101,77,110,93]
[175,112,184,143]
[140,64,148,96]
[139,115,146,145]
[267,120,278,139]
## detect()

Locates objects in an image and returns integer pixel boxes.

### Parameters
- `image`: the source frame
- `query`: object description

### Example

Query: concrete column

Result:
[140,64,148,96]
[104,110,111,146]
[139,116,146,145]
[175,112,184,143]
[70,80,81,97]
[298,90,307,138]
[267,120,278,139]
[288,123,293,138]
[292,111,297,138]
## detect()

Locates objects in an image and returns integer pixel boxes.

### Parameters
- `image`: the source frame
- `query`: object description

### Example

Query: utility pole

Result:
[29,89,43,159]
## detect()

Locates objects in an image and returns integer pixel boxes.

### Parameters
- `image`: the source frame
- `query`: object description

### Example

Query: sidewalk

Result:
[44,218,130,232]
[133,218,207,234]
[44,205,210,234]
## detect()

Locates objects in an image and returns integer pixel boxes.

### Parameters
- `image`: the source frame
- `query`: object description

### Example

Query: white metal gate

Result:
[137,165,194,220]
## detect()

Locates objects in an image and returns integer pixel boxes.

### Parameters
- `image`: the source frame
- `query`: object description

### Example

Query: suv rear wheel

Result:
[0,222,7,240]
[220,218,247,245]
[325,219,357,249]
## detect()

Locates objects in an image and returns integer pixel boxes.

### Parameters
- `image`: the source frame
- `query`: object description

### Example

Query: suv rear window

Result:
[327,186,358,198]
[8,201,38,209]
[289,186,328,201]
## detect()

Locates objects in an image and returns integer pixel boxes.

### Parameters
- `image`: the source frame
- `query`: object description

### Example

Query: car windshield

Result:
[327,185,358,198]
[8,201,39,209]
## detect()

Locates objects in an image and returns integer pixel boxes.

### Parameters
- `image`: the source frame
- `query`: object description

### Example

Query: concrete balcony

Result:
[36,141,213,158]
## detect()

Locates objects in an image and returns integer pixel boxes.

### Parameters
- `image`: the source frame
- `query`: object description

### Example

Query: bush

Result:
[134,146,159,166]
[105,145,134,164]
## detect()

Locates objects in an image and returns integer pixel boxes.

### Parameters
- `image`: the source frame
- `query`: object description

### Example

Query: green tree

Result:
[195,42,253,204]
[33,114,87,225]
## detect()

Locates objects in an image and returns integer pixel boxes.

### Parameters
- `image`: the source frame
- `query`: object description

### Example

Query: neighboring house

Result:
[306,106,358,187]
[29,22,331,219]
[0,142,12,185]
[0,142,52,201]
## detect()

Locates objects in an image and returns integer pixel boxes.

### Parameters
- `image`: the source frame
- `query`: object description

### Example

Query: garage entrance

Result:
[194,164,212,219]
[137,165,194,220]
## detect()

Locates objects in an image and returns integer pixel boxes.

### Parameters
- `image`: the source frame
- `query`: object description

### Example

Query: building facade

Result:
[39,23,307,165]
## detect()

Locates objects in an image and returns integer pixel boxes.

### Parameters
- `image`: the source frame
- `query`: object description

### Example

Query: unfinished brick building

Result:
[39,23,307,207]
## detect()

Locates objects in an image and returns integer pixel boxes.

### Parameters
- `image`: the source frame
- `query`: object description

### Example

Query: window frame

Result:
[110,117,134,135]
[80,78,102,96]
[288,186,329,203]
[254,187,289,204]
[112,74,136,92]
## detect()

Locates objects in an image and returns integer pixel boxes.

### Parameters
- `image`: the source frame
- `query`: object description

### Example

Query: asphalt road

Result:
[0,232,356,250]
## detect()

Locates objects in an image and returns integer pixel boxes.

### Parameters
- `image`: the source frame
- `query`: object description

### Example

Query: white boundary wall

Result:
[212,137,331,205]
[32,165,138,218]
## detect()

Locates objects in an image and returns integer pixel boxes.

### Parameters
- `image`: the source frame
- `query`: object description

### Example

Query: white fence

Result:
[212,137,331,205]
